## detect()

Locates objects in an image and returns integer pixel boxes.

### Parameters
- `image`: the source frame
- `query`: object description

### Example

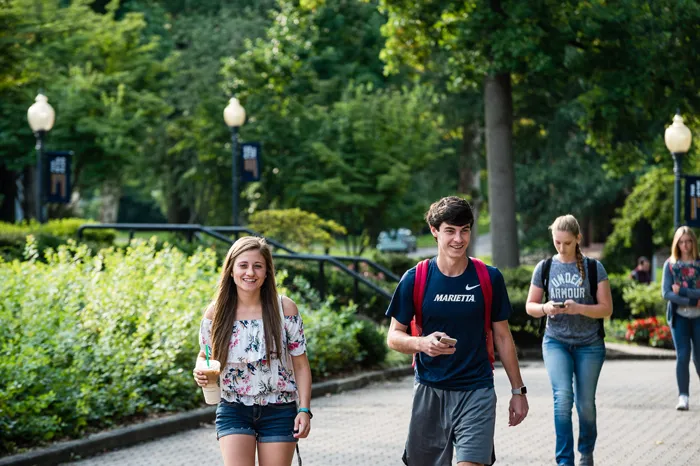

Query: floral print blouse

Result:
[670,260,700,318]
[199,303,307,406]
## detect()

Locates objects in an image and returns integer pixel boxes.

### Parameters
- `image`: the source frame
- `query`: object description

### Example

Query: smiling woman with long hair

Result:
[193,236,312,466]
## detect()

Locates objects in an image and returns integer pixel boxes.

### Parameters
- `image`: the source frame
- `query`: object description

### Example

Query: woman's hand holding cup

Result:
[193,368,209,387]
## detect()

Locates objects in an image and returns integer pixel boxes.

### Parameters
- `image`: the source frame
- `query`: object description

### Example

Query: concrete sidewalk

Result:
[64,359,700,466]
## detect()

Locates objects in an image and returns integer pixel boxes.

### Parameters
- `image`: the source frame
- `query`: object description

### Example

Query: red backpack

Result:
[409,257,495,370]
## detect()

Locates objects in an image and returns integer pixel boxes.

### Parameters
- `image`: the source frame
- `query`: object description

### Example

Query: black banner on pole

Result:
[46,151,72,204]
[685,175,700,227]
[240,142,261,183]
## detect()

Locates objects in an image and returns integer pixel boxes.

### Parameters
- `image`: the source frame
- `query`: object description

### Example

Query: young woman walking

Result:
[525,215,613,466]
[662,226,700,411]
[193,236,312,466]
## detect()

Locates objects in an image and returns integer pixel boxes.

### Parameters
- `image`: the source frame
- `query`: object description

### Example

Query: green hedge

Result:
[0,238,387,455]
[0,218,115,262]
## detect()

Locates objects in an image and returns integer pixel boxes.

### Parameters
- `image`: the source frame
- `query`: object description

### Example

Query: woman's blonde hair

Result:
[209,236,283,368]
[549,214,585,281]
[670,226,699,263]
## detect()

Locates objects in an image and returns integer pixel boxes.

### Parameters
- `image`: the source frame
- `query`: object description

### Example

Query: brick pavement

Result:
[66,360,700,466]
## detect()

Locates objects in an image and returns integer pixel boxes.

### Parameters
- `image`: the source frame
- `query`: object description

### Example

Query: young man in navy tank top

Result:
[386,196,528,466]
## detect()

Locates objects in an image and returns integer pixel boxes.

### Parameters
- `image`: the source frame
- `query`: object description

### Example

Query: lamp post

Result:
[27,94,56,223]
[223,98,246,226]
[664,111,693,230]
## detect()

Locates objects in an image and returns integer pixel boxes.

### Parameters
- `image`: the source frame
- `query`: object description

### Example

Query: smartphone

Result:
[552,302,566,308]
[438,336,458,346]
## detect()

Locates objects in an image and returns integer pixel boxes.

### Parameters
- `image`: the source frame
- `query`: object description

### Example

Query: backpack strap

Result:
[410,259,430,368]
[470,257,495,370]
[410,259,430,337]
[586,257,598,304]
[586,257,605,338]
[541,258,553,303]
[538,258,553,336]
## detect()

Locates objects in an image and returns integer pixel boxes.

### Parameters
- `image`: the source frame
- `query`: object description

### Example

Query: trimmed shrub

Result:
[370,251,418,277]
[355,317,389,367]
[622,281,665,317]
[0,218,115,262]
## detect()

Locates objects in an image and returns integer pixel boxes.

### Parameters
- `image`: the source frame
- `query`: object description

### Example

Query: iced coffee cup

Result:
[196,359,221,404]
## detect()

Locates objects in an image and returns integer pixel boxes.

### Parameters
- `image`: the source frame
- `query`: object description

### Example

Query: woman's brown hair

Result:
[549,214,585,282]
[670,226,699,263]
[209,236,283,368]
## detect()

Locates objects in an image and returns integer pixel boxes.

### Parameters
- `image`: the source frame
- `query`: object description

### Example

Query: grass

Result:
[114,231,172,246]
[416,234,435,248]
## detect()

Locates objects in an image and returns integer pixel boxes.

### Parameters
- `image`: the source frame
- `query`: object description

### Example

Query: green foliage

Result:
[604,167,674,272]
[0,238,216,454]
[355,317,389,367]
[621,281,665,317]
[280,259,389,320]
[248,208,347,251]
[608,273,633,320]
[370,252,417,277]
[0,219,115,261]
[501,265,536,291]
[301,300,363,378]
[224,0,449,251]
[299,85,449,252]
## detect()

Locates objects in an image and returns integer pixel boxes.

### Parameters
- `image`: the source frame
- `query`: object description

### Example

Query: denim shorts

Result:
[215,401,298,443]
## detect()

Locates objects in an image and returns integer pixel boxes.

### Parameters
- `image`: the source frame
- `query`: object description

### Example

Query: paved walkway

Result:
[66,360,700,466]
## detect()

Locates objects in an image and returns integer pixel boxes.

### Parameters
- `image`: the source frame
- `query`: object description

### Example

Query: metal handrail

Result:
[209,227,399,282]
[77,223,394,301]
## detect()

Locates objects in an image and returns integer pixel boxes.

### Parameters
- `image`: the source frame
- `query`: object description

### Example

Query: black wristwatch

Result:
[298,407,313,419]
[511,386,527,395]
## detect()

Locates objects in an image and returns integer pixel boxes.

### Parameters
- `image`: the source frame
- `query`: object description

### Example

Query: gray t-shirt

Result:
[532,255,608,345]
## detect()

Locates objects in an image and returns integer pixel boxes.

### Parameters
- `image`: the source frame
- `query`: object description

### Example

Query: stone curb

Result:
[0,365,414,466]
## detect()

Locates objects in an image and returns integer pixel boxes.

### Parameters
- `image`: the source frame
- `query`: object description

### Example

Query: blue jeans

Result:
[670,313,700,396]
[542,336,606,466]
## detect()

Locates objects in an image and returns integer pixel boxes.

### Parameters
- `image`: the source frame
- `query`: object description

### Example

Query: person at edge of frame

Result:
[662,226,700,412]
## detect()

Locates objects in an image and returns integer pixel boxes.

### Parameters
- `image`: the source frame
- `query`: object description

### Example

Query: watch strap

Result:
[298,407,313,419]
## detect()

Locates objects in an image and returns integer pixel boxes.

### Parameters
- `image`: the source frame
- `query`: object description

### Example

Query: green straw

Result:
[205,345,210,367]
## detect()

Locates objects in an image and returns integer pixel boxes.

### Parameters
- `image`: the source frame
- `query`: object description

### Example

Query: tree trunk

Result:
[99,180,121,223]
[484,73,519,267]
[0,164,17,222]
[459,122,482,258]
[166,191,191,224]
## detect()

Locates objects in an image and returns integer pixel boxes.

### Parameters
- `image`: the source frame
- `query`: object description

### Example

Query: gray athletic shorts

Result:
[402,383,497,466]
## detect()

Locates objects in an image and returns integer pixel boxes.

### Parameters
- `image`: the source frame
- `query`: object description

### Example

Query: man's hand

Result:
[672,284,681,294]
[419,332,457,357]
[508,395,529,427]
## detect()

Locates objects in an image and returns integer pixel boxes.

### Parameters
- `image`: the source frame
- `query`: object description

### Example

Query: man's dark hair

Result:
[425,196,474,230]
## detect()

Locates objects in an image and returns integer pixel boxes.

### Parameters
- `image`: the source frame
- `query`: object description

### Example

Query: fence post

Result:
[318,260,325,300]
[353,259,360,303]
